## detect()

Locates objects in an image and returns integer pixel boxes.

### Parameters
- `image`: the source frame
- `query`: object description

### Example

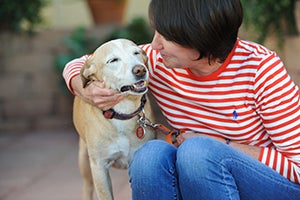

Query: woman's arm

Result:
[254,54,300,183]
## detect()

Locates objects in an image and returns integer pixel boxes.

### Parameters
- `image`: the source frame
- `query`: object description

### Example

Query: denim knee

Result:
[175,137,239,199]
[129,140,177,181]
[176,137,227,178]
[129,140,179,200]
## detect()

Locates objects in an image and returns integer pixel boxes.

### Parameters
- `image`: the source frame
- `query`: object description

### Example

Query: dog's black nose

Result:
[132,65,146,77]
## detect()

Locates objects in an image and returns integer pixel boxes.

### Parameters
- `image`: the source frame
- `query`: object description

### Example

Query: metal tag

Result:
[136,125,145,139]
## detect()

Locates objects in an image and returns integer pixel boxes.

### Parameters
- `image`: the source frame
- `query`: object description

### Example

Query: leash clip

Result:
[136,112,185,146]
[137,109,157,128]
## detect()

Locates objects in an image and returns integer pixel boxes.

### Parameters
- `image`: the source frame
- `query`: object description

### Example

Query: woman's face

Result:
[151,31,200,69]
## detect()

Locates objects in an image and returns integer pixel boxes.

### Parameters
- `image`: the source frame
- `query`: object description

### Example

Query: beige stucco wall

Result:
[42,0,150,29]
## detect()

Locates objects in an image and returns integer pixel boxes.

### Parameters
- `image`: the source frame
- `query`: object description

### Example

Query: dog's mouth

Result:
[120,80,148,94]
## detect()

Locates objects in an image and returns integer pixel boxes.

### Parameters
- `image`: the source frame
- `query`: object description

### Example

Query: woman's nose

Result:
[151,31,163,50]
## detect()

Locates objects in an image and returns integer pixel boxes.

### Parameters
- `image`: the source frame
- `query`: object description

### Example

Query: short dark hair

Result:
[149,0,243,62]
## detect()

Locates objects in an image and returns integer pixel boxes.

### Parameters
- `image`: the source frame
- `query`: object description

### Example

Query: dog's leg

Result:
[79,139,94,200]
[89,155,114,200]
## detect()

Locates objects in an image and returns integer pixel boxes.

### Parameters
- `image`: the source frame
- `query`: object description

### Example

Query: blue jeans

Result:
[129,137,300,200]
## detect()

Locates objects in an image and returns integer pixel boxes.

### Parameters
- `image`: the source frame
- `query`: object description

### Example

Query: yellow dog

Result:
[73,39,156,200]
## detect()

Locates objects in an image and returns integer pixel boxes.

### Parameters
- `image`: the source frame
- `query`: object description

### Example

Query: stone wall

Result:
[0,26,114,133]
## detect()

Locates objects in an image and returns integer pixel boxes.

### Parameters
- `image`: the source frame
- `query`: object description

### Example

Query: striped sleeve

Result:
[254,53,300,183]
[62,55,90,94]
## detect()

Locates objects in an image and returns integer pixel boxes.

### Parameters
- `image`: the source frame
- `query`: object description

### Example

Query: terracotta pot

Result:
[86,0,128,24]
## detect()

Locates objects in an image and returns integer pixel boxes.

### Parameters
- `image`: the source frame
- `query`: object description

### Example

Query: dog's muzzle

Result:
[120,80,148,93]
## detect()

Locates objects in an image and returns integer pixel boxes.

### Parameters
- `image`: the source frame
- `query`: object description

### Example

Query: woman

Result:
[63,0,300,199]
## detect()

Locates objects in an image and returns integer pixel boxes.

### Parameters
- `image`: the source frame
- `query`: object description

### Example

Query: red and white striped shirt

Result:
[63,39,300,184]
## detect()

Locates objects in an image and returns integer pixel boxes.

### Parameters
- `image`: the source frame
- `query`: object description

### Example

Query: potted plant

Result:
[0,0,46,33]
[241,0,299,48]
[86,0,128,24]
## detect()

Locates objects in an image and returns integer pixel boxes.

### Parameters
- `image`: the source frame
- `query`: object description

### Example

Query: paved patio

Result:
[0,129,131,200]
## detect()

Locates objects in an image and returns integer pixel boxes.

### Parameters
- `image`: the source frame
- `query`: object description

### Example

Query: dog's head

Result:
[81,39,149,95]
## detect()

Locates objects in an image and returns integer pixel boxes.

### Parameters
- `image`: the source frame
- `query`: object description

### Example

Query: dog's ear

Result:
[141,49,149,68]
[80,60,97,88]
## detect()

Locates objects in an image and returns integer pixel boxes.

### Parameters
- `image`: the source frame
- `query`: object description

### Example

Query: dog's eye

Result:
[134,51,140,55]
[107,58,119,64]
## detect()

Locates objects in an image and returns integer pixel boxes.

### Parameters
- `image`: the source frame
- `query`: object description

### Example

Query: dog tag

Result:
[136,125,145,139]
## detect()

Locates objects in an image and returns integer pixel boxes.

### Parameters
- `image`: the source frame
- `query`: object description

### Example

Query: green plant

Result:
[241,0,298,48]
[55,27,99,73]
[55,27,99,94]
[0,0,47,33]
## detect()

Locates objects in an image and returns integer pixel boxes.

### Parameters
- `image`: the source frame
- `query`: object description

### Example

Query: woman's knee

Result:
[176,137,225,174]
[130,140,177,178]
[177,136,221,159]
[130,140,180,200]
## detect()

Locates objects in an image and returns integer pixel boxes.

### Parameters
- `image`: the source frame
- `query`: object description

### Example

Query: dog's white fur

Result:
[73,39,156,200]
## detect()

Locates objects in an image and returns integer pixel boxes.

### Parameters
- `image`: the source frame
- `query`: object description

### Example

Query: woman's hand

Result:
[71,76,125,110]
